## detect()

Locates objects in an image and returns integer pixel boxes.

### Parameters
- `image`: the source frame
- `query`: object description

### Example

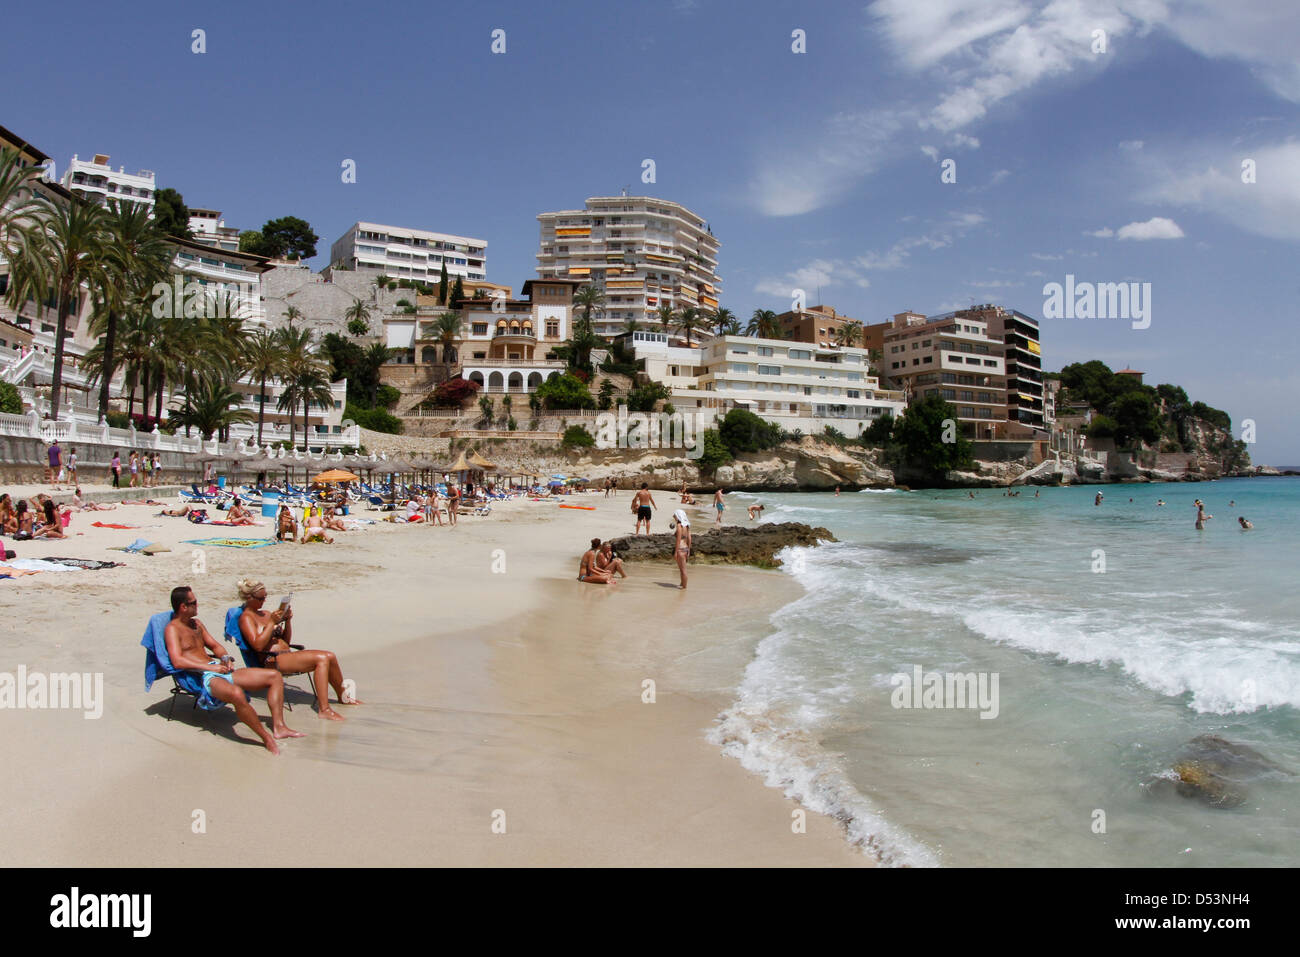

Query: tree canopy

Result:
[151,188,191,239]
[239,216,318,259]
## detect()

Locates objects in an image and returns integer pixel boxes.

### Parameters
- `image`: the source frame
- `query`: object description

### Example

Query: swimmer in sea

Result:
[1238,516,1253,529]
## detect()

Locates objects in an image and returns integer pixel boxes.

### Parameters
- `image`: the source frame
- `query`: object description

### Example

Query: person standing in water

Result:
[1095,491,1103,506]
[1195,499,1212,530]
[670,509,692,590]
[713,487,725,528]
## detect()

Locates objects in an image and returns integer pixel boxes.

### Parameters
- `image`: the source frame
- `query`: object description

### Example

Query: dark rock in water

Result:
[1150,734,1292,809]
[607,521,836,569]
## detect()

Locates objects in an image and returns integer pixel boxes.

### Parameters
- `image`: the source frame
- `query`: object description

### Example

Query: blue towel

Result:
[124,538,153,553]
[141,611,177,691]
[224,606,262,669]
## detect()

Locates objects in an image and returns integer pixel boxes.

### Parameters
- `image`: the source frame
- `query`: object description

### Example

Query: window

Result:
[756,346,774,356]
[984,359,997,367]
[922,356,932,364]
[847,390,861,399]
[960,391,974,401]
[961,406,975,416]
[912,358,920,366]
[789,349,811,360]
[731,364,750,374]
[978,392,992,402]
[965,357,981,365]
[546,320,559,338]
[757,365,781,376]
[472,323,488,336]
[922,339,931,347]
[941,389,956,400]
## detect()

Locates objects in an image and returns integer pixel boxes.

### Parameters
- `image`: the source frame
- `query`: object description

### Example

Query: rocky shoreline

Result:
[608,521,836,569]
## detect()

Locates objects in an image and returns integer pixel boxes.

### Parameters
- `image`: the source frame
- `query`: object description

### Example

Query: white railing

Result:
[1,350,36,384]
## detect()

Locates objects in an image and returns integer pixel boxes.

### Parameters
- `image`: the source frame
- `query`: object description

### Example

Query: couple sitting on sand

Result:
[578,537,627,584]
[157,580,362,754]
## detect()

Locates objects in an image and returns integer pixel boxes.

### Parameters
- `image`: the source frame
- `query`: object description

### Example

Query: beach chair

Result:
[141,610,231,723]
[222,607,316,709]
[471,502,492,517]
[367,495,398,511]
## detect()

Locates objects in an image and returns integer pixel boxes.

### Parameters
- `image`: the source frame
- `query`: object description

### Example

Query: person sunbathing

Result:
[12,500,35,540]
[0,564,42,578]
[596,541,627,579]
[34,500,66,539]
[578,538,617,584]
[226,498,255,525]
[236,579,361,720]
[300,508,333,544]
[71,488,117,511]
[322,506,347,532]
[165,585,304,753]
[158,504,191,518]
[275,505,298,542]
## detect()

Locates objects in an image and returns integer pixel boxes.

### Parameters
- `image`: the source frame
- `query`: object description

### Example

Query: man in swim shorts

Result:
[632,484,657,535]
[713,487,725,527]
[163,585,304,754]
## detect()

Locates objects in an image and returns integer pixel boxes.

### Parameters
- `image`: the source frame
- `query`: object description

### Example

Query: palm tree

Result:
[573,284,605,330]
[360,340,396,406]
[282,304,304,329]
[114,309,154,420]
[344,298,371,337]
[0,146,47,258]
[747,308,779,339]
[174,377,255,441]
[273,324,316,447]
[622,316,641,337]
[434,312,461,363]
[836,320,864,348]
[277,362,333,449]
[711,307,735,337]
[676,306,705,347]
[89,201,171,420]
[241,328,285,445]
[4,198,114,419]
[655,303,676,337]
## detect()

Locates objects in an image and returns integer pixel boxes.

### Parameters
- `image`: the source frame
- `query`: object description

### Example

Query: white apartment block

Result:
[170,236,272,326]
[329,222,487,283]
[188,208,242,253]
[632,334,906,436]
[536,196,721,337]
[60,153,155,211]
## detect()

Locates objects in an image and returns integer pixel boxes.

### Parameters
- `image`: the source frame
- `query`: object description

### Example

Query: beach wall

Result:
[0,436,199,485]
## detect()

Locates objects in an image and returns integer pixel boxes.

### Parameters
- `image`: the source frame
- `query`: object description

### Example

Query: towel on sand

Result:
[91,521,140,529]
[181,537,276,549]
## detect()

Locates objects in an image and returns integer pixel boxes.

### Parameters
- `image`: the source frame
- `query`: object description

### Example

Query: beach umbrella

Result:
[312,468,359,484]
[449,451,471,473]
[469,450,497,470]
[551,473,566,480]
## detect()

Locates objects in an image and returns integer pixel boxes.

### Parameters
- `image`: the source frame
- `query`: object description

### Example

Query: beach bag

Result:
[187,509,209,524]
[56,467,66,482]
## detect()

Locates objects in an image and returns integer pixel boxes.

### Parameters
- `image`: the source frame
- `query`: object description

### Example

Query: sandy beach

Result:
[0,487,868,866]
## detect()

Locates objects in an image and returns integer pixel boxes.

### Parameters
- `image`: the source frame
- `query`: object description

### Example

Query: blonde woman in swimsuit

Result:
[671,509,692,590]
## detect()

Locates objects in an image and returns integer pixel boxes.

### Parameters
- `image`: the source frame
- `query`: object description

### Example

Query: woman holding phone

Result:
[236,579,362,720]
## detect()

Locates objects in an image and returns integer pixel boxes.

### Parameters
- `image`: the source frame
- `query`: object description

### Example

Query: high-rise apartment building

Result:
[60,153,155,211]
[535,196,721,337]
[951,304,1044,433]
[882,311,1009,439]
[329,222,487,284]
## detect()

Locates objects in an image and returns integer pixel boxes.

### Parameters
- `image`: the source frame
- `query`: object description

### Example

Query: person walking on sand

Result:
[128,451,139,488]
[110,450,122,488]
[446,483,460,526]
[47,439,62,486]
[670,509,692,589]
[713,487,725,527]
[632,483,657,534]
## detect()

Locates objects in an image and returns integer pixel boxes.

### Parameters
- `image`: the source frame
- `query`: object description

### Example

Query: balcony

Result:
[493,327,536,340]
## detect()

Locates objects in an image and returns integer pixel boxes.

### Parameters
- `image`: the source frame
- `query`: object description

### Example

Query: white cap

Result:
[673,509,689,526]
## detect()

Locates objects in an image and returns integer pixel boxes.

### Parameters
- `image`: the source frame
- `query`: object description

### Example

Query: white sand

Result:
[0,489,869,866]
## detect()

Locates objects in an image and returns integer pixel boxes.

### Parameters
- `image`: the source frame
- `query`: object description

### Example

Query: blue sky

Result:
[5,0,1298,461]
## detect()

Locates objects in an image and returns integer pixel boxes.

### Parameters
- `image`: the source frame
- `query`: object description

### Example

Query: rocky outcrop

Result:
[1145,734,1292,809]
[607,521,836,569]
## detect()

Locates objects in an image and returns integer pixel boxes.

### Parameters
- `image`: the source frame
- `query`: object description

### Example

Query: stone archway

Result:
[468,371,485,388]
[527,372,543,390]
[508,372,524,393]
[488,371,504,392]
[421,346,438,364]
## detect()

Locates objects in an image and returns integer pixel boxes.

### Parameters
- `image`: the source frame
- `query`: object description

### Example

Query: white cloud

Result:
[754,213,984,295]
[1139,140,1300,240]
[966,279,1022,287]
[921,145,940,161]
[1119,139,1145,152]
[950,132,981,150]
[1031,252,1063,260]
[1116,216,1185,240]
[1086,227,1115,238]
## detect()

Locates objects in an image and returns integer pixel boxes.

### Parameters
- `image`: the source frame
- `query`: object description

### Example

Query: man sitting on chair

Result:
[164,585,304,754]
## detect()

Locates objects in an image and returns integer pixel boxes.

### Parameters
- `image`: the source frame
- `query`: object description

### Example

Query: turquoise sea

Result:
[715,477,1300,866]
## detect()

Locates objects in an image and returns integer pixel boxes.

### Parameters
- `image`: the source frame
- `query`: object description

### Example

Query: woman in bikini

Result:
[13,500,35,541]
[0,494,16,534]
[236,579,361,721]
[671,509,692,589]
[33,500,66,539]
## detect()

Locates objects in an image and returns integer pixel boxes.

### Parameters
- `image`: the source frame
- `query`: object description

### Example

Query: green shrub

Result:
[536,373,595,410]
[562,424,595,448]
[697,429,733,473]
[344,403,403,434]
[719,408,782,454]
[105,410,132,429]
[0,381,21,415]
[626,381,670,413]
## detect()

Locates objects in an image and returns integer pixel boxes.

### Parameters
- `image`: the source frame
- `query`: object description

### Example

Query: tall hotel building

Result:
[60,153,156,212]
[535,196,721,337]
[950,303,1045,433]
[329,222,487,283]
